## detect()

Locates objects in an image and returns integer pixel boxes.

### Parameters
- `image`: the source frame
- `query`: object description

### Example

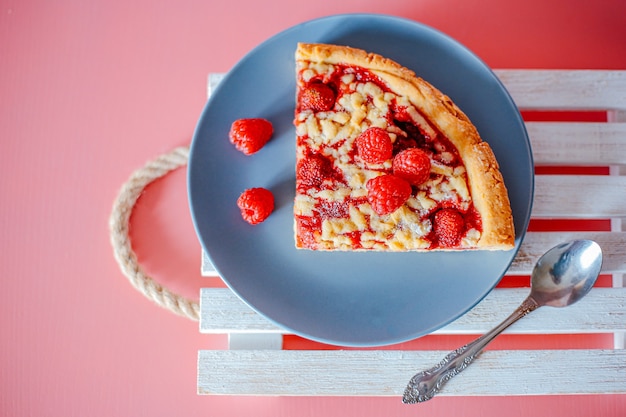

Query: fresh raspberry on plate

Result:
[298,81,336,112]
[355,127,393,164]
[393,148,431,185]
[237,187,275,225]
[366,174,412,216]
[229,118,273,155]
[296,152,333,188]
[433,208,466,247]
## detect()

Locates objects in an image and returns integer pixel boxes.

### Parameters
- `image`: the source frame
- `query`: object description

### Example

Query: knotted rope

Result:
[109,146,199,321]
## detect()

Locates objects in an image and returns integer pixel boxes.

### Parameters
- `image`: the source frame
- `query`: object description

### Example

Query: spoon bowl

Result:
[403,240,603,404]
[529,240,602,308]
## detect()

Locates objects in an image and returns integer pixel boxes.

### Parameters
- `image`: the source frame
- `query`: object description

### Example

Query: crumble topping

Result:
[294,61,482,250]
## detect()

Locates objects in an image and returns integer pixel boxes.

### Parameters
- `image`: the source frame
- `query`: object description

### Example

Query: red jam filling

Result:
[296,65,483,249]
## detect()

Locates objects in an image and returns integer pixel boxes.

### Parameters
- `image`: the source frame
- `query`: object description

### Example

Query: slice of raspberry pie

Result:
[293,43,515,251]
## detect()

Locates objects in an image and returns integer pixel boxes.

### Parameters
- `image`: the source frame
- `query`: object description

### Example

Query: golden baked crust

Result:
[294,43,514,250]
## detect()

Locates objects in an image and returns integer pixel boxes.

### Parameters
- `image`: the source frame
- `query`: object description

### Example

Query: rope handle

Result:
[109,146,199,321]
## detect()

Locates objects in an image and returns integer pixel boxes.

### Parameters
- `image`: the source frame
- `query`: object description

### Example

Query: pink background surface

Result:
[1,0,625,415]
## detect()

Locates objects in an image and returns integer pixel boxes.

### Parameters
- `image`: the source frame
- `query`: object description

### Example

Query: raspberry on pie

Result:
[298,81,336,113]
[293,43,514,251]
[296,152,333,190]
[356,127,393,164]
[433,208,466,248]
[366,174,412,216]
[392,148,431,186]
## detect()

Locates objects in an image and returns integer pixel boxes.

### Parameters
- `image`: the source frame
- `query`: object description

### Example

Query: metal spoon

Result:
[402,239,603,404]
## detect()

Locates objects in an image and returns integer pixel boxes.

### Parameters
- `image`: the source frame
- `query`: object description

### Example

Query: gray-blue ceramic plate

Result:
[188,14,533,347]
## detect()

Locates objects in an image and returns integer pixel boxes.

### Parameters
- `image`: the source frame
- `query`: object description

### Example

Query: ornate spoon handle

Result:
[402,296,539,403]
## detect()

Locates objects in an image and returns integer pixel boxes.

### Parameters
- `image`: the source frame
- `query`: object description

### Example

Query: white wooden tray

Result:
[198,69,626,397]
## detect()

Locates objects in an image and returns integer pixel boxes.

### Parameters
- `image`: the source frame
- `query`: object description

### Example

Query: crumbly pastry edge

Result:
[295,43,515,250]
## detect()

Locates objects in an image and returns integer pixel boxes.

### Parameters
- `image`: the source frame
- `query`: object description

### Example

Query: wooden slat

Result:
[201,250,218,277]
[528,122,626,165]
[228,333,282,350]
[432,287,626,335]
[199,287,626,335]
[209,70,626,110]
[202,232,626,276]
[510,231,626,274]
[207,73,225,97]
[200,288,278,333]
[198,349,626,396]
[532,175,626,218]
[202,231,626,277]
[494,70,626,110]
